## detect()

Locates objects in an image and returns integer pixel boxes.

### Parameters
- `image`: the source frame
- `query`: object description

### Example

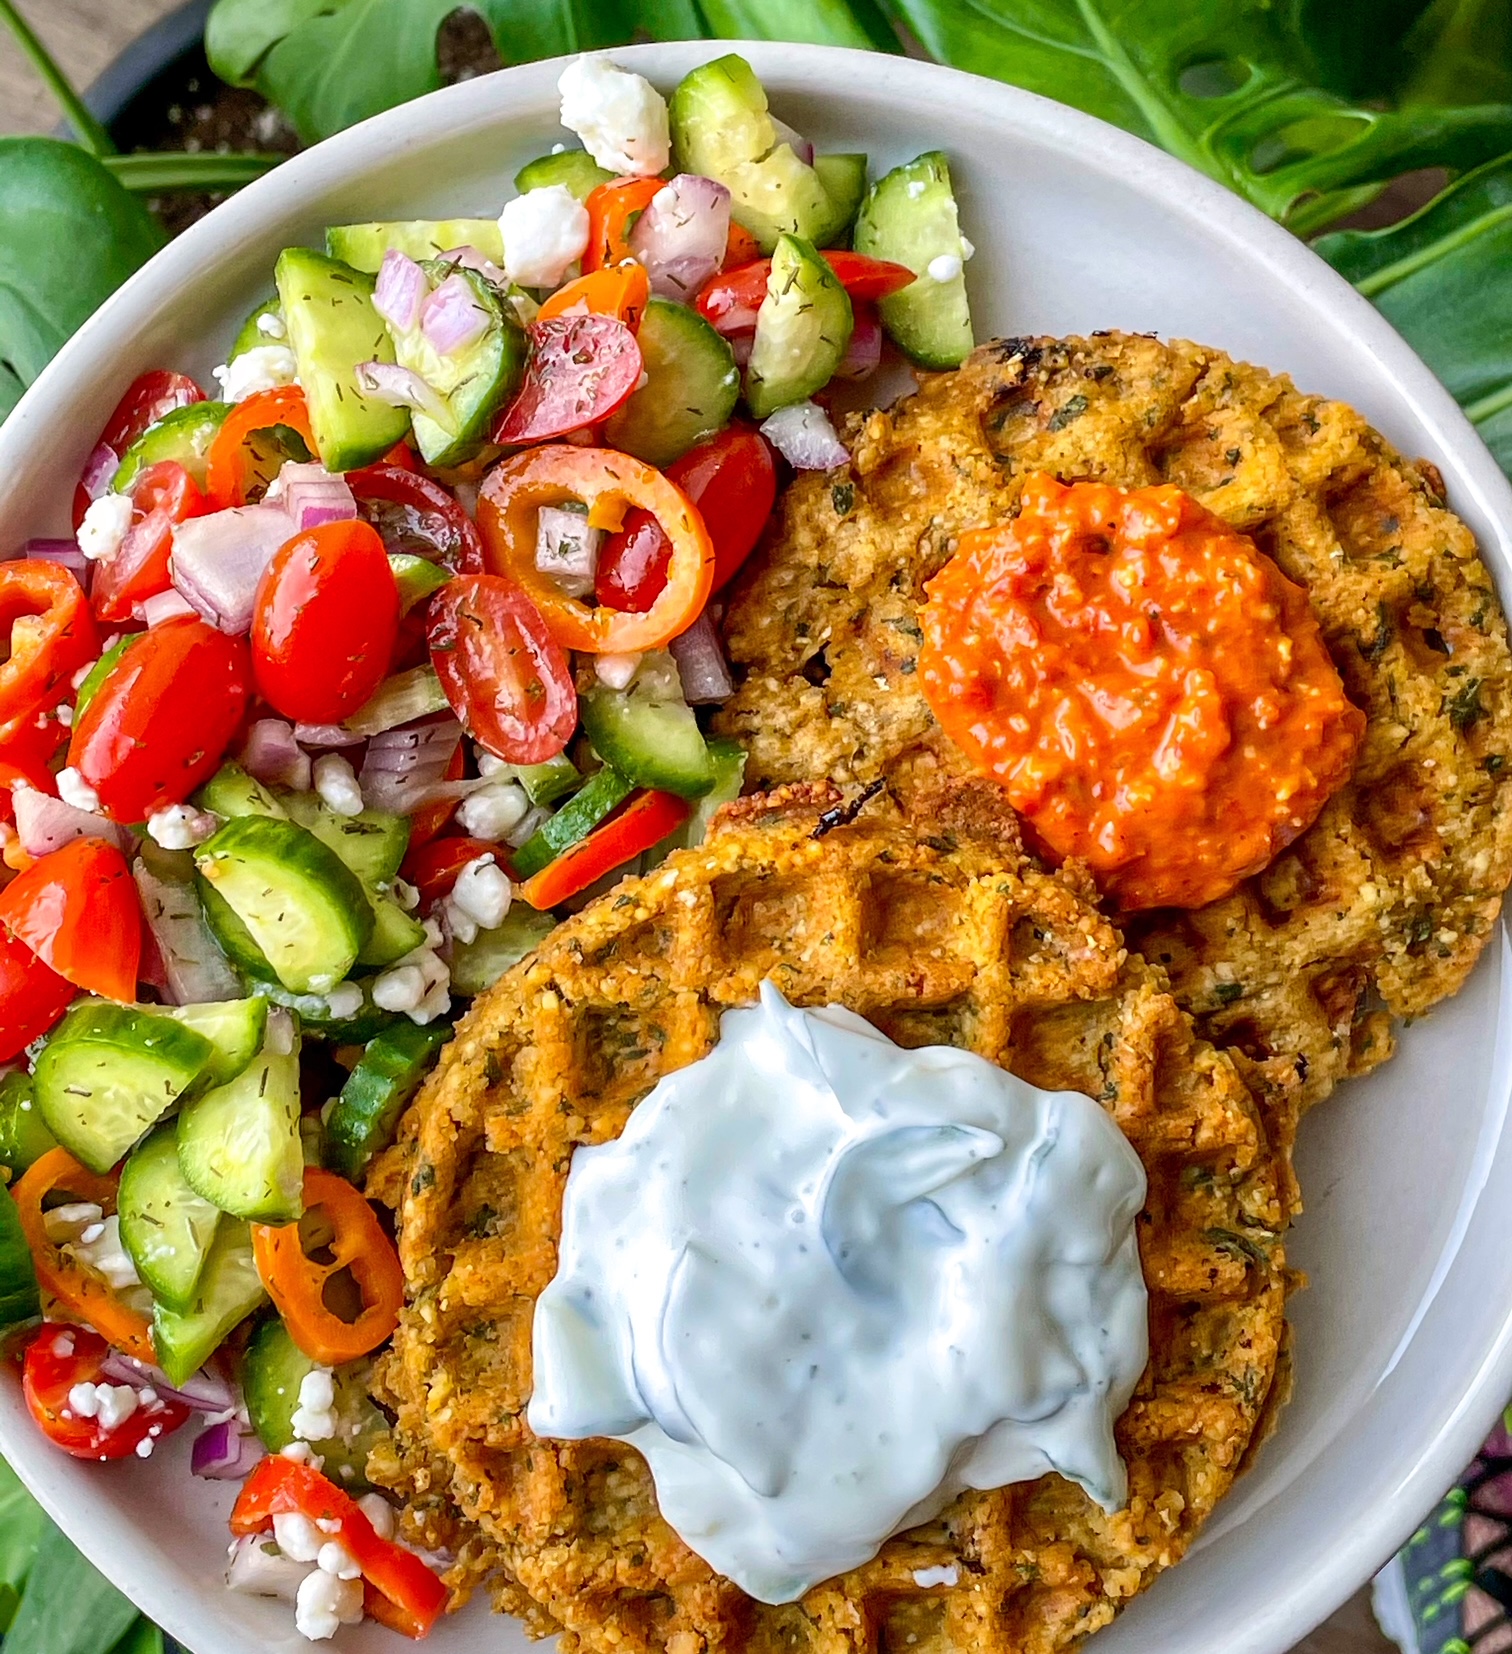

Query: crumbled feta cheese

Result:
[68,1213,140,1291]
[294,1567,364,1640]
[146,802,218,850]
[557,56,670,177]
[356,1493,396,1541]
[445,854,512,944]
[56,703,73,729]
[927,252,963,284]
[594,652,642,691]
[501,185,591,288]
[76,493,134,564]
[256,310,288,340]
[290,1368,338,1442]
[455,779,530,842]
[134,1435,154,1458]
[372,965,424,1014]
[372,938,450,1025]
[273,1511,326,1565]
[961,236,975,260]
[280,1441,325,1470]
[312,754,364,817]
[912,1565,959,1588]
[475,749,510,777]
[56,767,101,813]
[44,1201,103,1245]
[212,345,299,403]
[391,878,420,912]
[316,1541,362,1580]
[68,1381,138,1430]
[324,982,365,1020]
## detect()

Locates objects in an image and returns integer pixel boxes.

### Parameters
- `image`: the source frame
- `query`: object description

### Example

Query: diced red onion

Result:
[759,400,849,470]
[421,273,491,356]
[227,1534,309,1602]
[14,787,133,857]
[536,506,601,598]
[728,332,754,368]
[359,719,463,814]
[836,307,883,381]
[100,1350,237,1414]
[272,462,356,532]
[438,244,508,286]
[355,361,455,431]
[170,504,293,635]
[373,248,427,333]
[24,537,88,574]
[629,174,732,302]
[669,612,734,703]
[136,588,197,626]
[294,722,365,749]
[769,116,814,166]
[191,1419,265,1480]
[80,442,119,503]
[133,862,243,1006]
[242,718,311,792]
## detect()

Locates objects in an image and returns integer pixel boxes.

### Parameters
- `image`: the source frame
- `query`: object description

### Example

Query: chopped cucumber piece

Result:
[195,815,373,995]
[745,234,852,419]
[241,1318,389,1488]
[195,762,289,821]
[449,908,556,997]
[111,401,232,496]
[0,1184,39,1329]
[118,1125,222,1314]
[229,296,284,362]
[389,553,450,616]
[34,1003,214,1174]
[513,150,614,201]
[359,897,429,970]
[506,754,582,807]
[580,654,715,798]
[343,665,449,737]
[325,1020,452,1182]
[602,297,739,468]
[177,1026,304,1224]
[73,635,141,723]
[511,765,634,880]
[0,1071,57,1175]
[327,219,505,273]
[666,737,746,852]
[152,1218,266,1388]
[165,998,268,1089]
[198,883,278,984]
[670,55,843,253]
[275,247,410,472]
[812,154,869,246]
[282,795,410,887]
[853,152,974,370]
[252,981,398,1045]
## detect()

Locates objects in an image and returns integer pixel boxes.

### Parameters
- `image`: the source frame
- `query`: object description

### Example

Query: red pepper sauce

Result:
[919,474,1365,910]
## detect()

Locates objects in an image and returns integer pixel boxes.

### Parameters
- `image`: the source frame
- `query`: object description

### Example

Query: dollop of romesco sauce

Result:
[918,474,1365,910]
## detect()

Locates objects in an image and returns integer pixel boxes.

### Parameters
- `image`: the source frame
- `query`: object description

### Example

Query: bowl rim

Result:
[3,37,1511,1654]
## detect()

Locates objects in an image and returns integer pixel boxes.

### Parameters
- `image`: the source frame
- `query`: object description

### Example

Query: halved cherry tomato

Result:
[68,615,251,823]
[251,520,399,724]
[347,463,483,574]
[428,575,575,765]
[493,315,643,446]
[597,422,777,612]
[90,460,208,625]
[11,1151,156,1364]
[252,1169,405,1366]
[231,1454,449,1636]
[0,924,75,1060]
[204,386,317,509]
[73,370,204,531]
[695,250,917,335]
[722,221,762,270]
[405,733,466,850]
[584,176,663,271]
[402,835,500,906]
[0,837,141,1002]
[479,445,715,654]
[520,790,689,910]
[538,262,651,330]
[21,1323,189,1461]
[0,563,98,744]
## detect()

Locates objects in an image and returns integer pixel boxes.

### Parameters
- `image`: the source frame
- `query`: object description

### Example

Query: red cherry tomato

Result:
[0,837,141,1002]
[251,520,400,725]
[22,1324,190,1461]
[695,250,917,335]
[90,461,208,625]
[0,925,76,1060]
[597,422,777,611]
[346,463,483,574]
[0,710,69,799]
[73,370,204,532]
[401,835,502,906]
[493,315,643,445]
[427,575,576,765]
[68,615,251,824]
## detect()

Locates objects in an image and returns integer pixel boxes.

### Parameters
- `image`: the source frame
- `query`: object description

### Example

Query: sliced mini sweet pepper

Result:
[0,563,99,745]
[537,262,650,330]
[519,789,690,910]
[204,385,318,509]
[584,177,663,271]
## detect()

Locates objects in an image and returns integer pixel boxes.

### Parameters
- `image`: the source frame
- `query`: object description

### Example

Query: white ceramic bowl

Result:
[3,39,1511,1654]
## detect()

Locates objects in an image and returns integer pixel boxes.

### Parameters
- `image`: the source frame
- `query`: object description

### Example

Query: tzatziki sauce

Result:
[528,982,1149,1604]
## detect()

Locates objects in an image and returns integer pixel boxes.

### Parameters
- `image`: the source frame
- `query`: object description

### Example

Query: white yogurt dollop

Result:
[529,982,1149,1604]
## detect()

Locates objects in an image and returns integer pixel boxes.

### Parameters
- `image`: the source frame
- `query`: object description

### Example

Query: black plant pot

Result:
[75,0,216,143]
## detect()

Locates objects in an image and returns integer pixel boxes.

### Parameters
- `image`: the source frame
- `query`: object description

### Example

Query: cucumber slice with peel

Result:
[449,908,557,997]
[229,296,284,361]
[166,998,268,1090]
[195,762,288,821]
[389,553,450,616]
[745,234,853,419]
[327,219,505,273]
[325,1019,452,1182]
[579,653,715,799]
[118,1125,223,1314]
[0,1183,39,1329]
[152,1218,266,1388]
[111,401,232,496]
[282,795,410,887]
[511,765,635,881]
[513,150,614,201]
[602,297,739,469]
[0,1071,57,1175]
[813,154,868,246]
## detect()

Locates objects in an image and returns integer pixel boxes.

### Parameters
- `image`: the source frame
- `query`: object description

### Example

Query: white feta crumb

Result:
[256,310,288,340]
[146,802,218,850]
[312,754,364,817]
[357,1493,396,1541]
[213,345,298,402]
[56,704,73,729]
[76,493,134,565]
[68,1214,141,1291]
[557,55,670,177]
[594,652,642,691]
[44,1201,103,1245]
[294,1567,364,1640]
[474,749,510,777]
[67,1382,100,1419]
[501,184,591,288]
[927,252,963,284]
[371,963,425,1014]
[455,779,530,842]
[290,1367,338,1442]
[134,1435,154,1459]
[273,1511,326,1565]
[390,877,420,912]
[323,982,365,1021]
[316,1541,362,1581]
[444,854,512,945]
[56,767,101,813]
[373,937,450,1025]
[226,1534,311,1603]
[70,1381,138,1431]
[280,1441,325,1470]
[912,1565,959,1588]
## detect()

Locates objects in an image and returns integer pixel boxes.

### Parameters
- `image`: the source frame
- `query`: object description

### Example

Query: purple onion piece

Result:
[14,788,134,858]
[669,612,734,703]
[421,273,491,355]
[373,248,427,333]
[169,504,293,635]
[294,722,365,749]
[759,401,850,470]
[191,1419,266,1480]
[99,1350,237,1413]
[359,719,464,814]
[132,862,242,1007]
[137,588,196,627]
[628,174,731,302]
[25,538,90,578]
[274,462,356,534]
[835,309,883,381]
[242,717,311,792]
[354,361,454,430]
[80,442,119,502]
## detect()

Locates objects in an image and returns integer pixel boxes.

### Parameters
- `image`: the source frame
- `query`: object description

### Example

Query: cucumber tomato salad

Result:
[0,52,974,1645]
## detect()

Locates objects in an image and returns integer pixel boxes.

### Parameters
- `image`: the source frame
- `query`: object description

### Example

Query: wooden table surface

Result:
[0,4,1404,1652]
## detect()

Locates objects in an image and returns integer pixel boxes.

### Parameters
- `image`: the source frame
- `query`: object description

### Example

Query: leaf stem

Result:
[101,152,285,193]
[1465,380,1512,424]
[1351,202,1512,298]
[0,0,116,157]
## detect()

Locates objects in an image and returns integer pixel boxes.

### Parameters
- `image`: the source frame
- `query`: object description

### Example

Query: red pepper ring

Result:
[251,1167,404,1366]
[0,563,99,744]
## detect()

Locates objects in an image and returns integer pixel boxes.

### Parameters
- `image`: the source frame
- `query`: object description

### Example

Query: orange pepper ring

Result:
[205,385,318,509]
[251,1167,404,1366]
[478,445,715,654]
[12,1148,155,1364]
